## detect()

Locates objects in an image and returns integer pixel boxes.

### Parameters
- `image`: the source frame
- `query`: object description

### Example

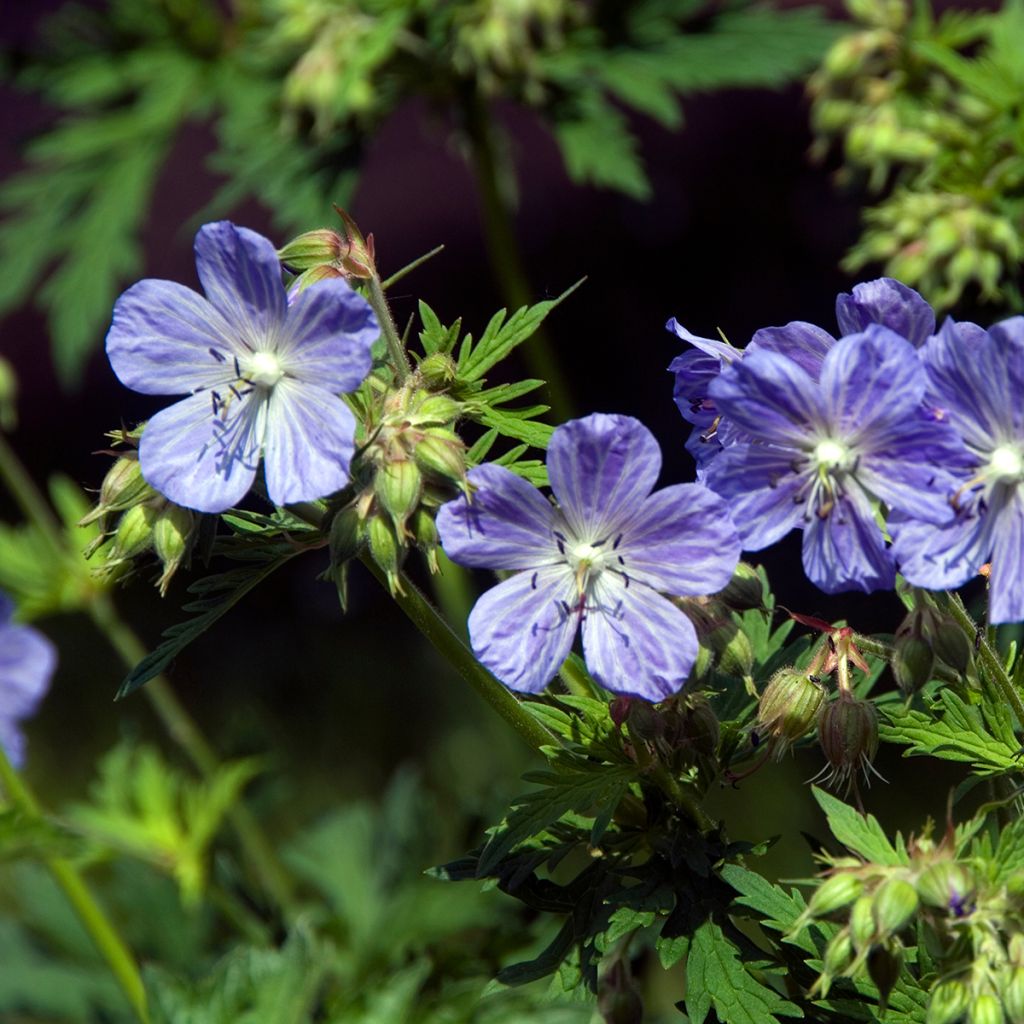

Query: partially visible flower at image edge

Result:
[106,221,379,514]
[0,592,56,768]
[436,413,742,700]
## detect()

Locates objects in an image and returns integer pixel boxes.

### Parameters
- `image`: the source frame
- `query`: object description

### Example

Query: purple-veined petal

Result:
[437,463,560,570]
[891,495,994,591]
[0,623,55,720]
[582,576,697,700]
[703,443,807,549]
[278,279,378,392]
[106,279,241,396]
[988,486,1024,623]
[856,454,958,525]
[547,414,661,540]
[747,321,835,380]
[618,483,740,595]
[669,349,721,427]
[685,424,723,477]
[835,278,935,347]
[802,484,894,593]
[821,326,924,435]
[709,349,825,446]
[139,391,265,513]
[666,318,741,363]
[261,379,358,506]
[468,566,578,694]
[194,222,287,344]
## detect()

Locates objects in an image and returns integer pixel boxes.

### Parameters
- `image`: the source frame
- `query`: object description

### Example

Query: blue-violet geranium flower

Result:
[703,325,964,594]
[106,221,379,513]
[0,592,56,768]
[892,318,1024,622]
[436,413,741,699]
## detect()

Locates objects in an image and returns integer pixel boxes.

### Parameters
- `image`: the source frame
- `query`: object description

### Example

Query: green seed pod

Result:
[678,695,720,758]
[867,938,904,1008]
[81,456,155,525]
[823,929,854,975]
[818,694,879,784]
[414,394,462,426]
[412,428,467,487]
[716,562,764,611]
[850,894,877,952]
[927,980,971,1024]
[717,624,755,678]
[153,503,195,596]
[756,669,826,750]
[969,993,1004,1024]
[1009,934,1024,968]
[329,504,363,567]
[892,630,935,697]
[409,507,440,573]
[1002,967,1024,1024]
[367,514,404,595]
[374,457,422,536]
[916,861,974,913]
[417,352,458,390]
[110,502,159,562]
[277,229,346,271]
[924,612,973,674]
[810,873,865,918]
[872,877,919,935]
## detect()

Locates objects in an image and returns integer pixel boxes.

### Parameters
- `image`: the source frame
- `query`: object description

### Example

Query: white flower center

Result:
[989,444,1023,482]
[246,351,285,389]
[814,438,848,471]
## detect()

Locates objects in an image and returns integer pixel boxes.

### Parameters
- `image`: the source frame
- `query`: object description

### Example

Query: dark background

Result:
[0,3,968,877]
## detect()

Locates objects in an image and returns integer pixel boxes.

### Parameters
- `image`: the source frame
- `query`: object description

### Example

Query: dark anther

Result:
[530,572,538,590]
[613,534,623,549]
[209,347,227,363]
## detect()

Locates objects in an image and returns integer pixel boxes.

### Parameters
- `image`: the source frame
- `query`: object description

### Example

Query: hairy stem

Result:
[0,746,150,1023]
[366,272,411,383]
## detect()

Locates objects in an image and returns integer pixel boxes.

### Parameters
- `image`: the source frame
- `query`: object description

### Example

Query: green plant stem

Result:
[359,553,555,753]
[461,88,574,421]
[0,430,296,920]
[946,591,1024,729]
[87,595,298,920]
[0,745,150,1023]
[366,273,411,382]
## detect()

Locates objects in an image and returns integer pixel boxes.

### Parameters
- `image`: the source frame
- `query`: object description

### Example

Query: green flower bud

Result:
[374,457,422,536]
[409,507,440,573]
[153,503,194,597]
[756,669,826,752]
[82,455,155,526]
[367,514,404,595]
[872,877,918,935]
[916,861,974,913]
[850,894,877,952]
[413,428,468,488]
[329,504,363,567]
[867,938,904,1008]
[288,263,346,297]
[110,503,159,562]
[677,695,720,757]
[809,873,865,917]
[277,229,346,271]
[413,393,462,425]
[927,980,970,1024]
[823,929,854,975]
[1009,934,1024,967]
[0,355,17,430]
[892,630,934,696]
[716,562,764,611]
[417,353,458,390]
[1002,967,1024,1024]
[924,612,973,673]
[969,993,1004,1024]
[818,694,879,786]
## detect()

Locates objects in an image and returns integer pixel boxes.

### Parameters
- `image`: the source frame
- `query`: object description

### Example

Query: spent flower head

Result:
[106,221,378,513]
[0,592,56,768]
[437,413,741,699]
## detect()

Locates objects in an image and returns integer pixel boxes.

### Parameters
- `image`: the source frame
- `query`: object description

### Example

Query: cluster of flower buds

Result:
[796,827,1024,1023]
[80,433,196,596]
[611,692,721,774]
[277,206,376,294]
[329,374,468,596]
[892,603,973,696]
[846,190,1022,310]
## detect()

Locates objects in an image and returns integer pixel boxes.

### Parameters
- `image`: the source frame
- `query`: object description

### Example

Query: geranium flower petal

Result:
[583,576,697,700]
[619,483,740,595]
[747,321,835,379]
[278,278,378,392]
[547,414,660,539]
[0,623,55,721]
[437,464,559,570]
[988,487,1024,624]
[194,222,286,343]
[802,485,894,593]
[261,379,357,506]
[835,277,935,346]
[468,566,577,694]
[703,444,806,549]
[891,502,994,591]
[140,391,264,513]
[666,318,741,362]
[106,279,239,395]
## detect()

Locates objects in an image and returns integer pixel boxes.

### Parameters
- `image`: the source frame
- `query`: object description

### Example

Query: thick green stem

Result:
[366,273,411,383]
[461,89,574,421]
[946,591,1024,729]
[0,746,149,1023]
[360,554,554,753]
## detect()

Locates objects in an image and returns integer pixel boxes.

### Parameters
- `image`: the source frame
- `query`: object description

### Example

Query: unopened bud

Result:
[277,229,346,271]
[872,877,918,935]
[823,930,854,975]
[809,873,864,917]
[677,696,719,757]
[756,669,826,752]
[716,563,764,611]
[892,630,935,697]
[153,503,194,596]
[867,938,903,1008]
[110,502,158,562]
[413,429,467,487]
[969,993,1004,1024]
[625,700,663,743]
[850,894,877,952]
[414,393,462,426]
[417,353,458,389]
[927,613,973,674]
[927,980,970,1024]
[409,507,440,573]
[288,263,345,296]
[374,457,422,536]
[329,505,363,567]
[916,861,974,914]
[1002,967,1024,1023]
[367,514,404,595]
